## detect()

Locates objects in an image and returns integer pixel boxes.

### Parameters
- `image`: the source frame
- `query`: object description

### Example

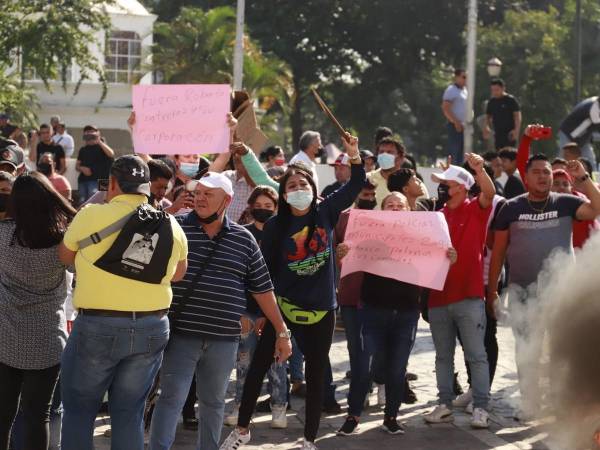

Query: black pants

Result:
[0,362,60,450]
[238,311,335,442]
[459,313,499,387]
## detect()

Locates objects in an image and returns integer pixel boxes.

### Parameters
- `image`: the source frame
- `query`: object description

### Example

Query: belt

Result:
[78,308,168,319]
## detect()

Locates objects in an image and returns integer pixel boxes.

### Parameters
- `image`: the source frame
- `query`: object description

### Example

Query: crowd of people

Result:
[0,84,599,450]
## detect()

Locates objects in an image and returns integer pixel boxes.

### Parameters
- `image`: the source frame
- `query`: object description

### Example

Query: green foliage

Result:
[0,68,39,128]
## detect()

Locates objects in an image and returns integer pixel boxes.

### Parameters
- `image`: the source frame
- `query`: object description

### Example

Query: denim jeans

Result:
[446,122,464,165]
[61,313,169,450]
[149,333,238,450]
[233,314,287,406]
[559,130,596,168]
[77,180,98,203]
[429,298,489,409]
[289,336,304,382]
[348,306,419,418]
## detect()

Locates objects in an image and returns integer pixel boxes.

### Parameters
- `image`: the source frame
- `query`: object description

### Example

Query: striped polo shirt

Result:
[171,212,273,339]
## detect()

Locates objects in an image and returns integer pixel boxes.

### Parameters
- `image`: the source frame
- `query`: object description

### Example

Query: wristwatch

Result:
[277,329,292,339]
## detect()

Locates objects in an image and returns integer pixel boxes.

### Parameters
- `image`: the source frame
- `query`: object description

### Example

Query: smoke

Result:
[504,230,600,449]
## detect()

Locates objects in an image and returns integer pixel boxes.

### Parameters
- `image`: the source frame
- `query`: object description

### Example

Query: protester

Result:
[220,133,365,450]
[423,154,495,429]
[289,131,323,190]
[146,159,174,210]
[360,150,377,173]
[562,142,582,162]
[558,96,599,168]
[498,147,526,199]
[0,171,14,220]
[75,125,115,203]
[29,124,66,175]
[373,126,393,149]
[38,152,72,201]
[51,122,75,158]
[337,192,457,436]
[0,172,76,450]
[149,172,291,450]
[367,137,406,208]
[321,154,351,198]
[441,69,468,164]
[483,78,522,150]
[551,157,568,171]
[260,145,287,177]
[57,155,189,450]
[386,168,427,210]
[0,113,19,140]
[489,154,600,419]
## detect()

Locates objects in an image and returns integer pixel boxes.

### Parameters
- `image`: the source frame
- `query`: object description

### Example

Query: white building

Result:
[26,0,156,155]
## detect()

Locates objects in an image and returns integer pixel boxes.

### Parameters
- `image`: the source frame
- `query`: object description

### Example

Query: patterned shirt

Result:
[223,170,253,223]
[171,213,273,340]
[0,221,68,370]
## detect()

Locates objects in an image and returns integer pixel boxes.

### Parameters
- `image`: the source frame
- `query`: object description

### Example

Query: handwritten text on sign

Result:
[340,210,452,290]
[132,84,231,155]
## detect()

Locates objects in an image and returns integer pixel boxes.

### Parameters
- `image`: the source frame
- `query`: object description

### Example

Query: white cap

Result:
[431,165,475,189]
[186,172,234,197]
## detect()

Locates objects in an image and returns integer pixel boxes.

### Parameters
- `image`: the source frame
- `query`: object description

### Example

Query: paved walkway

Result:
[93,318,564,449]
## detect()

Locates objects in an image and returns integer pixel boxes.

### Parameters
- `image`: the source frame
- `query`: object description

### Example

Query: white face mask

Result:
[286,190,314,210]
[377,153,396,170]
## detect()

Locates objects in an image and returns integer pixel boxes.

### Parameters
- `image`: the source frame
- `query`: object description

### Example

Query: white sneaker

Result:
[377,384,386,406]
[219,428,251,450]
[423,405,454,423]
[471,408,489,429]
[224,403,239,426]
[271,404,287,429]
[301,438,318,450]
[452,388,473,408]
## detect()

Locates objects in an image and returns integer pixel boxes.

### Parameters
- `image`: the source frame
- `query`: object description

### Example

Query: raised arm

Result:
[569,160,600,221]
[466,153,495,209]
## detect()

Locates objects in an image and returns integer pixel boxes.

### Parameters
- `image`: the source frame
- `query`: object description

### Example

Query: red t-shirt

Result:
[429,197,491,308]
[571,190,599,248]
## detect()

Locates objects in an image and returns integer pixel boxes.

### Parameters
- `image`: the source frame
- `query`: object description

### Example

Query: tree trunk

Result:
[290,74,303,152]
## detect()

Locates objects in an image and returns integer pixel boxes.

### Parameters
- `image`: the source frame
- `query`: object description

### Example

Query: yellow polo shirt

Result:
[367,169,390,210]
[63,194,188,311]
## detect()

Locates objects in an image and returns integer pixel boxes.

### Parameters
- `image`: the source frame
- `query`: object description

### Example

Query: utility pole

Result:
[575,0,582,103]
[233,0,245,91]
[464,0,478,153]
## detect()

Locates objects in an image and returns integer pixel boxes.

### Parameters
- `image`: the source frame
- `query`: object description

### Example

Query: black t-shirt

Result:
[321,181,342,198]
[37,142,65,172]
[503,174,526,199]
[360,273,420,310]
[244,223,263,315]
[559,97,600,146]
[77,144,114,182]
[486,94,520,135]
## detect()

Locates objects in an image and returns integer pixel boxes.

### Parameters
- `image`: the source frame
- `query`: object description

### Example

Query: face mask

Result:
[356,198,377,210]
[179,162,198,178]
[377,153,396,170]
[286,190,314,210]
[437,184,450,204]
[37,162,52,176]
[251,208,274,223]
[197,199,226,225]
[0,193,9,212]
[274,157,286,167]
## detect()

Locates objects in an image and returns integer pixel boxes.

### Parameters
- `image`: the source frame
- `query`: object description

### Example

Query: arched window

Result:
[105,30,142,83]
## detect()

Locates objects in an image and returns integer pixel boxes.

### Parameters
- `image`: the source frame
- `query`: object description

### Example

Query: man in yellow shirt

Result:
[58,155,188,450]
[367,137,406,208]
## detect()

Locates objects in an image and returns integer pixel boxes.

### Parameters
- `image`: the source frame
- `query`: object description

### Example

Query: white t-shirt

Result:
[52,132,75,157]
[289,150,319,190]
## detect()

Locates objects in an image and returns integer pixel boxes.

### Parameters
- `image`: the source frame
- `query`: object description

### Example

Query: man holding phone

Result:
[76,125,115,203]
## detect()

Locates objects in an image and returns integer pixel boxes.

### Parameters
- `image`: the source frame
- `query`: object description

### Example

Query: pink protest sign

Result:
[340,209,452,290]
[132,84,231,155]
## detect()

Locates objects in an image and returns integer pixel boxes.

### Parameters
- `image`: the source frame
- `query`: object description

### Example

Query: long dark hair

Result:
[269,163,318,271]
[8,172,76,248]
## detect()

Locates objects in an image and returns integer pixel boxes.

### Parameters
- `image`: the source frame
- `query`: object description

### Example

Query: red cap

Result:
[330,154,351,167]
[552,169,573,184]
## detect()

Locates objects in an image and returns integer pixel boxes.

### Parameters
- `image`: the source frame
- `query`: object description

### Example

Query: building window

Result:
[105,30,142,84]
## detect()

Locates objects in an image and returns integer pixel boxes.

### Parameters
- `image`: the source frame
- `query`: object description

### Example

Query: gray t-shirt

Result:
[443,84,468,124]
[493,193,584,288]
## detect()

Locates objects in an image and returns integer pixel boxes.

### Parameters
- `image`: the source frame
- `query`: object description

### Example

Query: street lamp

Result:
[487,57,502,77]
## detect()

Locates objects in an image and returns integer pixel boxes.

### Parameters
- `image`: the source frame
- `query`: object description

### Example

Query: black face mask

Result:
[0,193,9,213]
[251,208,274,223]
[37,162,52,176]
[196,200,226,225]
[356,198,377,210]
[437,184,450,204]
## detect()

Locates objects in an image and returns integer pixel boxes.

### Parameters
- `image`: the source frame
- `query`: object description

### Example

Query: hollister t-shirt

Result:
[493,193,584,288]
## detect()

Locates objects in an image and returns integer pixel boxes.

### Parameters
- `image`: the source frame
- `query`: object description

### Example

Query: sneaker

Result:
[465,401,474,415]
[382,416,405,435]
[470,408,489,429]
[219,428,251,450]
[271,404,288,429]
[225,404,239,426]
[301,438,318,450]
[377,384,386,406]
[452,389,473,408]
[337,416,359,436]
[423,405,454,424]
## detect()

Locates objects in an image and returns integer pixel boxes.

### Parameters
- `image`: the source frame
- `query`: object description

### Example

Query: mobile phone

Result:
[97,178,109,191]
[529,125,552,140]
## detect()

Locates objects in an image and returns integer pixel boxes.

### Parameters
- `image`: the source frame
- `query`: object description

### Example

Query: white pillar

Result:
[464,0,478,153]
[233,0,245,91]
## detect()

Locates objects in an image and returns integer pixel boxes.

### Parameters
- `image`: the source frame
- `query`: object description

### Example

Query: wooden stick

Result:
[311,88,346,138]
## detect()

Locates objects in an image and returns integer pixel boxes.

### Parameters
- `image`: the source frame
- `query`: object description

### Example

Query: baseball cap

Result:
[553,169,573,183]
[329,154,351,167]
[360,149,375,160]
[562,142,579,150]
[431,165,475,189]
[186,172,234,197]
[110,155,151,196]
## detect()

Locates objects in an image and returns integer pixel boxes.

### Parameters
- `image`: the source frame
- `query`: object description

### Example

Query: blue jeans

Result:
[289,336,304,382]
[149,333,238,450]
[429,298,489,409]
[348,306,419,418]
[234,315,287,406]
[77,179,98,203]
[61,313,169,450]
[446,122,464,165]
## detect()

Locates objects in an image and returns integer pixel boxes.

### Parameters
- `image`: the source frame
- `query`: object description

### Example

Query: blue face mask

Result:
[377,153,396,170]
[179,162,198,177]
[286,190,314,210]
